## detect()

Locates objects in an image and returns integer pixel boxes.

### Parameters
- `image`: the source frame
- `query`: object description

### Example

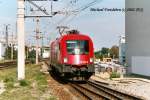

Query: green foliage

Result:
[101,47,109,56]
[4,46,34,60]
[4,77,15,89]
[4,46,17,60]
[94,51,102,59]
[2,76,14,89]
[13,49,17,59]
[6,82,14,89]
[36,72,47,90]
[95,45,119,59]
[28,49,36,58]
[29,58,35,64]
[19,80,29,87]
[36,73,45,81]
[94,47,110,59]
[47,97,57,100]
[0,64,55,100]
[25,46,29,59]
[4,77,14,83]
[110,45,119,59]
[110,72,120,79]
[28,49,36,63]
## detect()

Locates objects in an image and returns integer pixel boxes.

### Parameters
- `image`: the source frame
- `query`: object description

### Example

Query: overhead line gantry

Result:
[17,0,58,80]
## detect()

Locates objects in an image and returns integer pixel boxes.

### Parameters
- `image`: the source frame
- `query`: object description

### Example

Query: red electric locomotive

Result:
[49,30,94,81]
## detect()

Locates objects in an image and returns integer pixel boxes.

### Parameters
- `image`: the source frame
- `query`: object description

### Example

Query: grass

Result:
[0,64,57,100]
[110,72,120,79]
[19,80,29,86]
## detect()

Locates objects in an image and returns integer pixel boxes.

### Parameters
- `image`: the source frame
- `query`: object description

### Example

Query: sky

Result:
[0,0,125,51]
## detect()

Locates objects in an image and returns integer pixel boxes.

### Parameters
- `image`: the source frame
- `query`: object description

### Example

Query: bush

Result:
[110,72,120,79]
[29,58,35,64]
[19,80,29,86]
[4,77,15,89]
[4,77,14,83]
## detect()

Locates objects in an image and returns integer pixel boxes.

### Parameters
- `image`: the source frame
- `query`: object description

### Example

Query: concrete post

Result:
[36,17,40,64]
[17,0,25,80]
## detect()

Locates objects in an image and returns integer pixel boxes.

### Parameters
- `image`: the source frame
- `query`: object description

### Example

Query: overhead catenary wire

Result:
[45,0,76,34]
[25,0,54,46]
[40,0,103,40]
[41,0,79,34]
[50,0,103,33]
[64,0,103,24]
[34,1,70,34]
[63,0,102,23]
[74,0,101,11]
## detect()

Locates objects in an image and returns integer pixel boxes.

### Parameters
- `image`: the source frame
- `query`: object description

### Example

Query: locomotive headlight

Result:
[90,58,93,63]
[64,57,68,63]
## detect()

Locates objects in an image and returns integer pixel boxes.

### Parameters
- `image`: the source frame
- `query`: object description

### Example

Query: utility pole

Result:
[26,39,31,60]
[17,0,25,80]
[41,33,44,58]
[5,24,9,60]
[40,34,44,58]
[11,32,14,60]
[5,25,9,47]
[16,0,58,80]
[35,17,40,64]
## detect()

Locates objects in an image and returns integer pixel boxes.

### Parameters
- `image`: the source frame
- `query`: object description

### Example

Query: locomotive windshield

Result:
[66,40,89,55]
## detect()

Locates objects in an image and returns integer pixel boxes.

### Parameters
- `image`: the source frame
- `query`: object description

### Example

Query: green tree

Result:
[110,45,119,59]
[25,46,29,59]
[13,49,17,59]
[28,49,36,63]
[28,49,36,58]
[101,47,109,57]
[94,47,110,60]
[4,46,17,60]
[94,50,103,60]
[4,46,10,59]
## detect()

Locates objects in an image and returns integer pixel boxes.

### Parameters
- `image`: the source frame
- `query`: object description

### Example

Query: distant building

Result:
[0,36,17,60]
[0,42,6,60]
[28,46,50,58]
[42,46,50,58]
[103,57,112,62]
[28,46,41,52]
[119,35,126,65]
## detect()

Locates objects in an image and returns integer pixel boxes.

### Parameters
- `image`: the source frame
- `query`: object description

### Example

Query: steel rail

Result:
[0,60,31,70]
[70,83,108,100]
[88,80,145,100]
[0,59,47,70]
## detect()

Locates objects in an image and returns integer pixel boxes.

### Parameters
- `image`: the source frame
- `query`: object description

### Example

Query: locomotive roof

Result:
[60,33,91,40]
[51,33,92,44]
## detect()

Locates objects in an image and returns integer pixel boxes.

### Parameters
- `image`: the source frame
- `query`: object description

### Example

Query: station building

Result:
[126,0,150,76]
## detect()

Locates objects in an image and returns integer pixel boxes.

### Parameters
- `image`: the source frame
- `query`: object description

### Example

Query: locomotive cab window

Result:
[66,40,89,55]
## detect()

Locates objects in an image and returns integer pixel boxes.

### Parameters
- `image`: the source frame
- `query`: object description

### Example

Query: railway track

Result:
[0,60,18,70]
[43,61,145,99]
[0,58,48,70]
[0,60,31,70]
[70,80,144,100]
[70,83,108,100]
